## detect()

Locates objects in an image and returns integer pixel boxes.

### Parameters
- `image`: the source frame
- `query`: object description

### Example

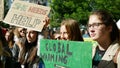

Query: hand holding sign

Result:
[43,16,50,28]
[3,0,51,32]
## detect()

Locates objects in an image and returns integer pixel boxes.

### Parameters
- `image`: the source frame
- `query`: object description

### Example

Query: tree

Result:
[89,0,120,21]
[3,0,120,28]
[49,0,120,27]
[49,0,90,27]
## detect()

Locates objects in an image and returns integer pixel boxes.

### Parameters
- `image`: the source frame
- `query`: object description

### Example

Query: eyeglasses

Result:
[87,23,104,29]
[19,29,26,33]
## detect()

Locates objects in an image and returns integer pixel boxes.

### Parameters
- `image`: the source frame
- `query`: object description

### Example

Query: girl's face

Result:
[18,28,26,37]
[5,32,11,42]
[88,15,112,42]
[60,25,70,40]
[26,29,37,43]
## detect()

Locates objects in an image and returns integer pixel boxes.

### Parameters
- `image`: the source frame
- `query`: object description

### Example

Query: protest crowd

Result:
[0,0,120,68]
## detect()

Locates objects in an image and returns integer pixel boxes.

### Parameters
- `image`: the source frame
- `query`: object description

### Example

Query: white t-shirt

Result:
[37,33,44,57]
[14,35,26,45]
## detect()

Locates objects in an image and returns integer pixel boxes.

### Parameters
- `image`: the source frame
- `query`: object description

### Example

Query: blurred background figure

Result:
[5,29,15,52]
[12,27,26,61]
[81,29,90,38]
[0,27,20,68]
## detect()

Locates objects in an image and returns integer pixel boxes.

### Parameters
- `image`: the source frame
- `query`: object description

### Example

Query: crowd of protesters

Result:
[0,9,120,68]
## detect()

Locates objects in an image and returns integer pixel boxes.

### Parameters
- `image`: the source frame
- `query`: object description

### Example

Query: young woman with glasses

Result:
[88,10,120,68]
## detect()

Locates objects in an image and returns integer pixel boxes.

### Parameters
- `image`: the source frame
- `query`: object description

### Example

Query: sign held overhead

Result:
[4,0,51,32]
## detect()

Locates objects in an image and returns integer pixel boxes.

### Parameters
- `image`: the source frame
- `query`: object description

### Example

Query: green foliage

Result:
[49,0,120,27]
[88,0,120,20]
[0,22,10,28]
[50,21,60,27]
[49,0,91,27]
[3,0,120,28]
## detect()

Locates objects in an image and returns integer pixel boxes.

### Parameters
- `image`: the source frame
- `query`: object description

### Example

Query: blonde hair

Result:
[14,27,21,38]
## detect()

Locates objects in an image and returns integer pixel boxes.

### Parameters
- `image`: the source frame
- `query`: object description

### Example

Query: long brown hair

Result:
[61,19,84,41]
[18,45,38,64]
[0,28,11,56]
[18,31,38,64]
[5,29,15,48]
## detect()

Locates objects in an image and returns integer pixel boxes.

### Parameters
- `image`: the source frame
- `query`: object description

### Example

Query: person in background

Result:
[47,29,61,40]
[37,16,50,57]
[5,29,15,52]
[48,29,55,39]
[0,26,7,36]
[0,27,20,68]
[18,17,49,68]
[53,32,61,40]
[12,27,26,60]
[0,27,11,68]
[0,39,11,68]
[81,29,90,38]
[13,27,26,50]
[18,29,44,68]
[87,10,120,68]
[0,27,12,56]
[60,19,84,41]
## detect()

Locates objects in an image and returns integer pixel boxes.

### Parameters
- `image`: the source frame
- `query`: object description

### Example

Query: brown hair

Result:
[89,10,119,42]
[5,29,15,48]
[61,19,84,41]
[18,31,38,64]
[0,27,11,56]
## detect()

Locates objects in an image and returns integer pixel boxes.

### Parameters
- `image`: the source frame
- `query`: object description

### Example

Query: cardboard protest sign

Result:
[4,0,50,32]
[0,0,4,21]
[40,39,92,68]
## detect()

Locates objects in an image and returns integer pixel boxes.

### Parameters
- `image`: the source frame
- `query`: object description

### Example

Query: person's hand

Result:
[43,16,50,28]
